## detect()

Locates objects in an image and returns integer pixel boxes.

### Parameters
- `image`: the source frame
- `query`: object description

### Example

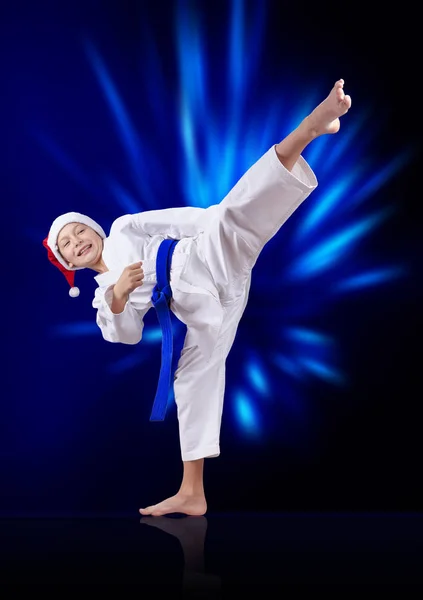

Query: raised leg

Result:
[197,79,351,303]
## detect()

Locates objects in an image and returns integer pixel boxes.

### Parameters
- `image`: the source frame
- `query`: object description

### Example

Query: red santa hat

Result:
[43,212,107,297]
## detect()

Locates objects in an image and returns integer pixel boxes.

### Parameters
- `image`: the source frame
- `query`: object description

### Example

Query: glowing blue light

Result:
[335,266,407,291]
[175,4,207,121]
[36,132,98,198]
[296,169,362,239]
[300,358,345,385]
[246,360,270,396]
[349,149,414,207]
[285,328,332,346]
[283,90,323,138]
[272,354,303,379]
[320,108,372,175]
[175,4,209,208]
[106,178,142,213]
[84,40,155,208]
[289,208,393,279]
[234,391,259,434]
[229,0,245,100]
[142,328,164,343]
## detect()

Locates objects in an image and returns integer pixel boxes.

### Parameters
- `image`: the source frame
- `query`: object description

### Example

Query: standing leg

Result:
[139,285,251,517]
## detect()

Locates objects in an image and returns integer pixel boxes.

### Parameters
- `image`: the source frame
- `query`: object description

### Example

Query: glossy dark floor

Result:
[1,513,423,589]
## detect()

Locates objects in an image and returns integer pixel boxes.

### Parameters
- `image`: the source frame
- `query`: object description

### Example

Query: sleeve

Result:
[92,285,149,345]
[132,205,219,240]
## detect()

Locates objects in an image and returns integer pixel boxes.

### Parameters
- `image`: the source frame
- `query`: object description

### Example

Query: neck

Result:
[90,256,108,274]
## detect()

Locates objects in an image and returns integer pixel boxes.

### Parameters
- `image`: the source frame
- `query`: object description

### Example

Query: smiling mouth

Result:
[78,244,92,257]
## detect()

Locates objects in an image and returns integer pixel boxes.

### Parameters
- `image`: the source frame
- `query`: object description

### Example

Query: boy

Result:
[44,79,351,516]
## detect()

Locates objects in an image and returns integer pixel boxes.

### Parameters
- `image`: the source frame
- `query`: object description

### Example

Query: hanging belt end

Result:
[149,408,167,422]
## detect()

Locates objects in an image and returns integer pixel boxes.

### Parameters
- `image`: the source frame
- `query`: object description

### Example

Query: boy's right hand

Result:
[113,262,144,300]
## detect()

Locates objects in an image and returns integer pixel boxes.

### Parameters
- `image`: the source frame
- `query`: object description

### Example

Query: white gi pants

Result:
[173,145,317,461]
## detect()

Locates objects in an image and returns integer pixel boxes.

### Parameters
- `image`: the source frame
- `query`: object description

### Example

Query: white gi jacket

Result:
[92,204,224,362]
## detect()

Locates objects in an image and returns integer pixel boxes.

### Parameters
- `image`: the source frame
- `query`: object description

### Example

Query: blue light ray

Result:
[218,133,238,207]
[234,390,260,435]
[229,0,267,101]
[288,207,394,279]
[349,147,415,207]
[179,94,208,207]
[142,327,164,343]
[272,354,303,379]
[245,358,270,396]
[175,2,207,122]
[35,132,100,199]
[257,108,282,155]
[105,178,142,213]
[139,21,173,139]
[295,167,365,239]
[223,0,247,193]
[334,266,408,292]
[285,328,333,346]
[299,358,345,386]
[283,89,323,138]
[305,133,331,168]
[241,1,267,81]
[239,100,286,188]
[229,0,245,104]
[84,40,155,208]
[174,3,209,208]
[321,108,372,174]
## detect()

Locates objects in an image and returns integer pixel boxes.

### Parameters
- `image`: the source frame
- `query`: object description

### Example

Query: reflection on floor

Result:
[1,513,423,589]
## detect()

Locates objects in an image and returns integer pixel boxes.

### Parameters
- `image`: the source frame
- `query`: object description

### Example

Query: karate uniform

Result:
[92,145,318,461]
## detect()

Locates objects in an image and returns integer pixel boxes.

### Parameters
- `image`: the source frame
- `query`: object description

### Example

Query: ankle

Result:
[178,485,205,497]
[302,114,320,140]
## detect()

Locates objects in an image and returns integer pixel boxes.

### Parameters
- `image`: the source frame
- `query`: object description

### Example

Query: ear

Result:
[68,262,74,268]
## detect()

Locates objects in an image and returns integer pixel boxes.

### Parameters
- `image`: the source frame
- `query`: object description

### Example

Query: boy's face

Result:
[57,222,103,269]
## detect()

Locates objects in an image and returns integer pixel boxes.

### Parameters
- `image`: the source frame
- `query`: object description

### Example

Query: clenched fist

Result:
[114,262,144,300]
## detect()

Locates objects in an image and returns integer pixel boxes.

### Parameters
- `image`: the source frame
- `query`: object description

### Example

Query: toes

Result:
[343,94,352,109]
[335,89,344,104]
[139,505,155,515]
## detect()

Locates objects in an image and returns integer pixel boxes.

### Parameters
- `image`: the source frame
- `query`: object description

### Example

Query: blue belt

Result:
[149,238,180,421]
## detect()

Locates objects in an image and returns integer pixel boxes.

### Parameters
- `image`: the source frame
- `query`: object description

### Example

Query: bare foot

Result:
[139,492,207,516]
[308,79,352,136]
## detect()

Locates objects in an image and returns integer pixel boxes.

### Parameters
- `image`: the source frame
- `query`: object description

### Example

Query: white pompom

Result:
[69,286,80,298]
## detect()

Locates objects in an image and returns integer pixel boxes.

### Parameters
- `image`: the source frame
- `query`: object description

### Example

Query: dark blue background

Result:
[1,0,421,515]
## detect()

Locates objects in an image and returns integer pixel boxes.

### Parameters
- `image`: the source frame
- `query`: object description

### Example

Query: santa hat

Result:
[43,212,106,297]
